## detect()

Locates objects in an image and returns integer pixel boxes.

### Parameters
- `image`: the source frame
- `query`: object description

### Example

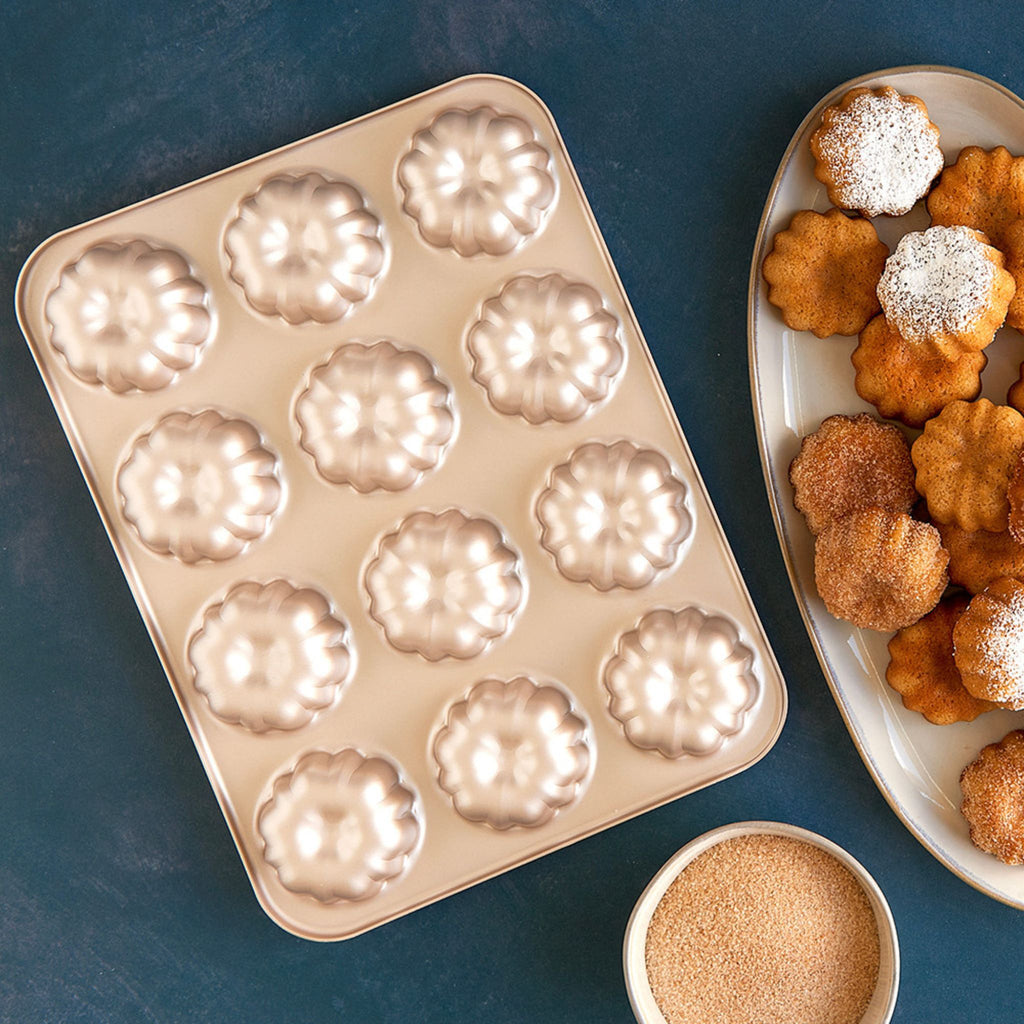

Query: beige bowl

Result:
[622,820,899,1024]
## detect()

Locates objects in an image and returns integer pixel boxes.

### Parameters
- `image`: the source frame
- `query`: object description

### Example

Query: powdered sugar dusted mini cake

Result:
[877,225,1015,349]
[810,85,944,218]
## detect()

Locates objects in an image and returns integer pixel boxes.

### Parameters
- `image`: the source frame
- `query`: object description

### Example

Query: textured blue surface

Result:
[3,2,1024,1021]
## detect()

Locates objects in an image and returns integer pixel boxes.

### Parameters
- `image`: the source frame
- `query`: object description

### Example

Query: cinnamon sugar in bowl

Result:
[623,822,899,1024]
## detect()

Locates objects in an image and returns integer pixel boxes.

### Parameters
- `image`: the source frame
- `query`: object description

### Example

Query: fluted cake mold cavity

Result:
[45,239,213,393]
[188,579,353,732]
[364,508,524,661]
[117,408,283,564]
[397,106,556,257]
[536,439,692,590]
[466,272,624,424]
[604,606,760,758]
[258,748,420,902]
[15,75,787,940]
[224,171,386,324]
[433,676,591,830]
[294,339,456,493]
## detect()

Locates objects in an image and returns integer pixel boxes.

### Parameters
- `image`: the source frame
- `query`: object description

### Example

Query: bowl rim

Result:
[622,819,900,1024]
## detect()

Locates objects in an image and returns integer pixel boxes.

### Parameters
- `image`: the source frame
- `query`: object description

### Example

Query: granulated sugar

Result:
[644,834,880,1024]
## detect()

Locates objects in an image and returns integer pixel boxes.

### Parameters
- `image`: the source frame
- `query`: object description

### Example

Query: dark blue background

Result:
[3,2,1022,1021]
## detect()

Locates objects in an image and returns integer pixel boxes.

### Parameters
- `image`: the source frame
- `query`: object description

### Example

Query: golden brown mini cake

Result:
[810,86,944,218]
[789,413,916,535]
[936,520,1024,594]
[886,593,997,724]
[814,507,948,631]
[927,145,1024,248]
[1008,361,1024,416]
[761,208,888,338]
[1008,447,1024,545]
[911,398,1024,533]
[1001,218,1024,331]
[876,226,1015,351]
[851,314,986,428]
[953,576,1024,708]
[960,730,1024,865]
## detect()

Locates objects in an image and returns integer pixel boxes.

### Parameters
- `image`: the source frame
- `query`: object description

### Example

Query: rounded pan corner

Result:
[15,227,72,337]
[441,71,556,111]
[243,848,415,943]
[247,891,373,944]
[748,65,1024,911]
[418,72,566,147]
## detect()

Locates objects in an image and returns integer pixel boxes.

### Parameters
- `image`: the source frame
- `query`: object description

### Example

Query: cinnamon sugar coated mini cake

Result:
[911,398,1024,533]
[960,730,1024,865]
[810,86,943,217]
[927,145,1024,248]
[789,413,916,535]
[953,576,1024,709]
[886,593,997,724]
[814,507,948,631]
[876,226,1015,350]
[851,313,986,427]
[761,208,887,337]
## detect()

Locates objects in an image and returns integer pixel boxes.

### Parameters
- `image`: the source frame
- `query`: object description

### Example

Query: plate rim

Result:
[747,64,1024,910]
